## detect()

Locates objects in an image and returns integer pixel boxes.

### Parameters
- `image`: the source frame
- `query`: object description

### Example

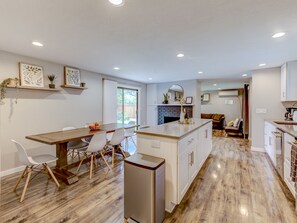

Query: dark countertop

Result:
[265,119,297,139]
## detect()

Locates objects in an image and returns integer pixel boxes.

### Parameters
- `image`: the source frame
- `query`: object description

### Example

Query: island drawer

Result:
[178,131,197,154]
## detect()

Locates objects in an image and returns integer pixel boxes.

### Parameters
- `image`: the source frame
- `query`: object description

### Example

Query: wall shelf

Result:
[6,85,61,92]
[61,85,88,90]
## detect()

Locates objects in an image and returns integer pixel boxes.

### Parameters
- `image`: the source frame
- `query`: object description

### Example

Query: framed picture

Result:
[19,63,44,87]
[64,66,81,86]
[186,96,193,104]
[201,93,210,102]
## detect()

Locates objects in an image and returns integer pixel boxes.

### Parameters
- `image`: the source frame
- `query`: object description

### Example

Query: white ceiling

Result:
[0,0,297,83]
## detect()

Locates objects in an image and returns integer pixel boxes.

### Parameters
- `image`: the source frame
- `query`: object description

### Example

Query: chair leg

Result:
[90,154,94,179]
[101,152,111,170]
[43,164,51,179]
[77,152,81,161]
[76,158,85,174]
[71,150,75,160]
[20,167,32,203]
[45,164,60,188]
[13,166,27,192]
[112,147,115,168]
[119,145,127,158]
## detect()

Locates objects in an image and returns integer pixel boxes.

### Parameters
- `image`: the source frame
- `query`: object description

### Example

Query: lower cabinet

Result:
[178,121,212,202]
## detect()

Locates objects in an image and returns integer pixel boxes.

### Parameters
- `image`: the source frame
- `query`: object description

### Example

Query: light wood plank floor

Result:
[1,135,296,223]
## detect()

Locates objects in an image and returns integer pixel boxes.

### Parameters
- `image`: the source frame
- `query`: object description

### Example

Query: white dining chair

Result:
[124,128,137,151]
[62,127,89,160]
[76,132,110,179]
[11,139,60,202]
[106,128,126,168]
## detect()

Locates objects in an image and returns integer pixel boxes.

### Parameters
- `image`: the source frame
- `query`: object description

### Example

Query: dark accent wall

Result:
[158,106,193,124]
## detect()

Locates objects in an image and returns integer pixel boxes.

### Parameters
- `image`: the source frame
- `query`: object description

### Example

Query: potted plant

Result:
[48,75,57,88]
[163,93,169,104]
[0,77,19,104]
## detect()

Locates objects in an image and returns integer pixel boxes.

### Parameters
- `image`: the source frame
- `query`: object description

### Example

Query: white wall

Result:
[0,50,146,173]
[251,67,286,150]
[201,90,243,123]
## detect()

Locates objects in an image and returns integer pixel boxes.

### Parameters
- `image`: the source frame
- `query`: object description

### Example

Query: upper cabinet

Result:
[281,61,297,101]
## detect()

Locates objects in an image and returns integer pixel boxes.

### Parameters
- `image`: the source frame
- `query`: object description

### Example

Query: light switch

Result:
[256,108,267,114]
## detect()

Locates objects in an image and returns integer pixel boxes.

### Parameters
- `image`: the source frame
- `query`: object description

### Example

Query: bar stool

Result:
[11,140,60,202]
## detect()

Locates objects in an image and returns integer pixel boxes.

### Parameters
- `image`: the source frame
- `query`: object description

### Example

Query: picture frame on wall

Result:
[185,96,193,104]
[19,62,44,87]
[64,66,81,86]
[201,93,210,102]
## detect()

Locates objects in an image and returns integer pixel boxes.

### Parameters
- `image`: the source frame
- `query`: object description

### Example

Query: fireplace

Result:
[164,116,180,124]
[158,105,193,125]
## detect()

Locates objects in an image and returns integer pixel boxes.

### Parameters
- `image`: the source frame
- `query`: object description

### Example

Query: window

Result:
[117,87,138,125]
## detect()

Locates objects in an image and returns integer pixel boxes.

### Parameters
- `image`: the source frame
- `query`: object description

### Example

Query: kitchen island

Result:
[136,119,213,212]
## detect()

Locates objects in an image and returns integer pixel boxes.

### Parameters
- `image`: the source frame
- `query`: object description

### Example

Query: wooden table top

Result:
[26,123,137,145]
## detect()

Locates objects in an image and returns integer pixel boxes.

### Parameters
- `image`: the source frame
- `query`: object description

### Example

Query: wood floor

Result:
[1,135,296,223]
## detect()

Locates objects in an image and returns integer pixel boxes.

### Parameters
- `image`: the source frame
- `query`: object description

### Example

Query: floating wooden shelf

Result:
[61,85,88,90]
[156,104,194,106]
[6,85,61,92]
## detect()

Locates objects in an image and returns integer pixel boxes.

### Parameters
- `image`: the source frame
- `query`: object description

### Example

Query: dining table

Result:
[26,123,137,185]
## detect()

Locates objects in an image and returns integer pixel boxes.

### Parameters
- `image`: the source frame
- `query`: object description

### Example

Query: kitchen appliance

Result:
[285,107,297,121]
[272,129,284,178]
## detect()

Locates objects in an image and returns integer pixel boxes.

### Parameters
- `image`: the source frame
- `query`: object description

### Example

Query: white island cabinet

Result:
[136,119,212,212]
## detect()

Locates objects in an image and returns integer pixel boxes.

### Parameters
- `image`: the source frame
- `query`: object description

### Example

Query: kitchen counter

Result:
[265,119,297,138]
[136,119,212,139]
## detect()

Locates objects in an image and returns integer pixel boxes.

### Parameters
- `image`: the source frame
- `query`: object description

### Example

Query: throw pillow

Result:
[233,118,239,127]
[227,121,234,127]
[201,114,213,119]
[213,114,222,121]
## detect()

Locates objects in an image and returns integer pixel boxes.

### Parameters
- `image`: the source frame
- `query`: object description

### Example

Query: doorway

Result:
[117,87,138,125]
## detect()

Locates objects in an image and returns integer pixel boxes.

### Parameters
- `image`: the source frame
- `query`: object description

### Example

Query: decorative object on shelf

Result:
[168,84,184,102]
[163,93,169,104]
[19,63,44,88]
[47,75,57,88]
[185,96,193,104]
[179,98,186,123]
[201,93,210,102]
[0,77,19,104]
[80,82,86,88]
[64,66,81,87]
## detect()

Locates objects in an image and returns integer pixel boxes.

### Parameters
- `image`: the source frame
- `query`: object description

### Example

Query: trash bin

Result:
[124,153,165,223]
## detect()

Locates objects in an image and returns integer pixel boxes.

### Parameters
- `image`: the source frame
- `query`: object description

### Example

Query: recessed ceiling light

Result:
[32,41,43,47]
[218,88,222,90]
[109,0,124,6]
[148,77,152,80]
[113,67,120,70]
[177,53,184,58]
[259,63,266,67]
[272,32,286,38]
[242,74,248,77]
[198,71,203,74]
[213,84,217,86]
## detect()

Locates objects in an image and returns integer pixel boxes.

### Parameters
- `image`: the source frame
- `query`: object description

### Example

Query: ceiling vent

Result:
[218,90,238,97]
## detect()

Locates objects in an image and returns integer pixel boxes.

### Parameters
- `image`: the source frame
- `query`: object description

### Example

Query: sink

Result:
[274,121,297,125]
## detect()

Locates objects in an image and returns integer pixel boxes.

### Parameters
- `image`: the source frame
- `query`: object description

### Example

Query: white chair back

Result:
[86,132,107,153]
[11,140,32,166]
[110,128,125,146]
[62,127,81,147]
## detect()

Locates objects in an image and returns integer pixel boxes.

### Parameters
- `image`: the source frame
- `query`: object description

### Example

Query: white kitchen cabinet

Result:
[264,121,277,166]
[137,120,212,212]
[281,61,297,101]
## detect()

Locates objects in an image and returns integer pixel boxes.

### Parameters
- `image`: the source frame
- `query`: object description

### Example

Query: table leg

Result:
[53,142,79,185]
[112,147,115,168]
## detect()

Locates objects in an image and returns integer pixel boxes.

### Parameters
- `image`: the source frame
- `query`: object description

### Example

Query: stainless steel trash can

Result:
[124,153,165,223]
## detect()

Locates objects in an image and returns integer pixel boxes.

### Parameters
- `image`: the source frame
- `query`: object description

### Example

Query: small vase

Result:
[163,100,168,104]
[49,83,55,88]
[80,82,86,87]
[180,107,185,123]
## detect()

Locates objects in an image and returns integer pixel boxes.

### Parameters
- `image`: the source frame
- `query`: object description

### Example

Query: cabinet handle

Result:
[205,130,208,138]
[269,136,272,146]
[191,151,194,166]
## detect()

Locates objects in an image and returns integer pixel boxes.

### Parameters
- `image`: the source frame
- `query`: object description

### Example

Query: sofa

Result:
[201,113,225,130]
[225,118,243,136]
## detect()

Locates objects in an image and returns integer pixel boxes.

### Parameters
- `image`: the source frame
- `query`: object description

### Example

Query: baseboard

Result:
[0,165,25,178]
[251,146,265,152]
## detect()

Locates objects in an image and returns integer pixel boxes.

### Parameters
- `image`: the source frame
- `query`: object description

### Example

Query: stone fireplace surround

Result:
[158,105,193,125]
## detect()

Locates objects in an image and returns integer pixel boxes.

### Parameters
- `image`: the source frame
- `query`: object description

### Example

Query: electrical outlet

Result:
[256,108,267,114]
